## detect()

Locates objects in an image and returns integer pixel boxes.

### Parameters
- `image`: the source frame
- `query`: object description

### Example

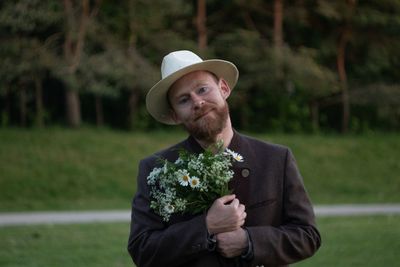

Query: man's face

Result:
[168,71,231,142]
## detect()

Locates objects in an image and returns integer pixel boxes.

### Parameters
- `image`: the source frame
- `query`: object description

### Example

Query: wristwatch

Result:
[207,233,217,251]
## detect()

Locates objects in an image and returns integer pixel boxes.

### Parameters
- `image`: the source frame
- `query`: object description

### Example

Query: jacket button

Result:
[241,168,250,178]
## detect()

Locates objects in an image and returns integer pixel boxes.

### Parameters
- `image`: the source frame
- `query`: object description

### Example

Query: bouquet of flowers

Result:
[147,142,244,222]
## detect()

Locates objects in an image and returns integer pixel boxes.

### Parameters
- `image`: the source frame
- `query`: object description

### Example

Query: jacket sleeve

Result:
[247,148,321,266]
[127,159,213,267]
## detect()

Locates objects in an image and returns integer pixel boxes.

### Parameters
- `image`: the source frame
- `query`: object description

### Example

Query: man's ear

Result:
[219,79,232,100]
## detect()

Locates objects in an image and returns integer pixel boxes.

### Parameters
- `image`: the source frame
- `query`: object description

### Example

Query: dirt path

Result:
[1,204,400,227]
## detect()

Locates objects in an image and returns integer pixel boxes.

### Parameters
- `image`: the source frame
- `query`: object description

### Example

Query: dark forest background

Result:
[1,0,399,133]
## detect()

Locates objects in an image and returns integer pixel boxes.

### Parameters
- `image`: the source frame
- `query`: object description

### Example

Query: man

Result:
[128,50,321,267]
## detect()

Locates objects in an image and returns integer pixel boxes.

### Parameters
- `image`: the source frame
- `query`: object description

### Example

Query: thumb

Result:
[218,194,236,205]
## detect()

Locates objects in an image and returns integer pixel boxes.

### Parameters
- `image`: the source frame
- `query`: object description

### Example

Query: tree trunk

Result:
[196,0,207,52]
[63,0,100,127]
[337,0,357,134]
[128,0,137,49]
[19,87,27,127]
[127,90,139,130]
[34,76,44,127]
[65,89,81,128]
[309,100,319,132]
[337,29,350,134]
[273,0,284,82]
[273,0,284,49]
[2,85,11,126]
[95,95,104,127]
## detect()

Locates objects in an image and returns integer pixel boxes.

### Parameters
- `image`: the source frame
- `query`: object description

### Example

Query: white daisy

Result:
[177,170,190,186]
[225,148,244,162]
[189,176,201,188]
[164,204,175,214]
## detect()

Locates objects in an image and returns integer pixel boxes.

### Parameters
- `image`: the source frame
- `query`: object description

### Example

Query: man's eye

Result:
[198,87,208,94]
[178,97,189,104]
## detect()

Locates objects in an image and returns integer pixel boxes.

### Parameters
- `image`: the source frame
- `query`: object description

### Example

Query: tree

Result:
[0,0,61,127]
[95,0,161,129]
[1,0,399,132]
[196,0,207,52]
[315,0,400,132]
[62,0,101,127]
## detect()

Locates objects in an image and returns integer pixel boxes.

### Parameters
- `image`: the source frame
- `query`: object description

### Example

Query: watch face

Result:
[207,234,217,251]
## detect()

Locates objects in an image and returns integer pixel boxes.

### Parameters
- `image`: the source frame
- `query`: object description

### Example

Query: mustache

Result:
[193,105,215,121]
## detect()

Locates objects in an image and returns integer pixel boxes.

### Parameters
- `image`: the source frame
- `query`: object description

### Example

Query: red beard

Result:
[183,101,229,143]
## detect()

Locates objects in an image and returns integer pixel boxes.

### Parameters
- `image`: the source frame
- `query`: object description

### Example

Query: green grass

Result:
[0,215,399,267]
[260,133,400,204]
[0,127,399,211]
[0,222,133,267]
[0,127,185,211]
[296,215,400,266]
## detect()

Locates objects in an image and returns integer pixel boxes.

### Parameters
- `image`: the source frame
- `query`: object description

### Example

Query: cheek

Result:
[210,91,226,103]
[174,106,191,121]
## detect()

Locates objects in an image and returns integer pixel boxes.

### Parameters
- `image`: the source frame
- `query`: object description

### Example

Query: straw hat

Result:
[146,50,239,125]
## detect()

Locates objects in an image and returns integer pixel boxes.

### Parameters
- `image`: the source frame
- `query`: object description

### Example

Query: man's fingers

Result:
[238,204,245,213]
[231,198,239,208]
[218,194,236,204]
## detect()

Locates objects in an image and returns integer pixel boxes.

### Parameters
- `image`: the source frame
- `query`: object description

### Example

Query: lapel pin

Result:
[241,168,250,178]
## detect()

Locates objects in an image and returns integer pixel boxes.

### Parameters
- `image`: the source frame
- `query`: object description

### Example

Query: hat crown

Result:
[161,50,203,79]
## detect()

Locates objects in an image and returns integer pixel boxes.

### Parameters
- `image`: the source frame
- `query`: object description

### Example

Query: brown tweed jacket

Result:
[128,131,321,267]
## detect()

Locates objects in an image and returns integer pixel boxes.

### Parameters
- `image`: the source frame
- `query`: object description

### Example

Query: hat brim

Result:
[146,59,239,125]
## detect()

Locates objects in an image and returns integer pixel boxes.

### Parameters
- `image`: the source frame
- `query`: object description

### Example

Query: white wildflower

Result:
[177,169,190,186]
[147,167,162,185]
[189,176,201,189]
[163,161,168,174]
[225,148,244,162]
[174,157,183,165]
[188,157,204,172]
[164,204,175,214]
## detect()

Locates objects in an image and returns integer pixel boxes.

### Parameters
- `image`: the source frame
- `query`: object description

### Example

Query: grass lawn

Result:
[296,215,400,266]
[0,127,186,211]
[0,127,399,211]
[259,133,400,204]
[0,222,132,267]
[0,215,399,267]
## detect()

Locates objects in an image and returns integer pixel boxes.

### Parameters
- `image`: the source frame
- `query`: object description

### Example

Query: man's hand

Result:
[206,194,246,234]
[216,228,248,258]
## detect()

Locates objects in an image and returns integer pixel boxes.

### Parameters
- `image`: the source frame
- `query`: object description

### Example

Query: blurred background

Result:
[0,0,399,266]
[1,0,399,133]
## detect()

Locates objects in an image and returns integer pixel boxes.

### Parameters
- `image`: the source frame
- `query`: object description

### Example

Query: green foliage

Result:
[0,0,61,34]
[0,0,60,90]
[0,0,400,131]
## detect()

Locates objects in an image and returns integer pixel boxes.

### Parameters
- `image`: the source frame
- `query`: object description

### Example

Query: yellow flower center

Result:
[183,175,189,181]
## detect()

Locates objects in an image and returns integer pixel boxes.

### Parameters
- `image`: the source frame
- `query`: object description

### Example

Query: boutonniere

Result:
[147,141,244,222]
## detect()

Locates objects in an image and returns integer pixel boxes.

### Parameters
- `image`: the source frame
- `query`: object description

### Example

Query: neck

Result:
[194,117,234,150]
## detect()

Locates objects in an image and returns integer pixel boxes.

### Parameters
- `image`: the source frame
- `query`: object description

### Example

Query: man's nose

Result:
[192,95,205,109]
